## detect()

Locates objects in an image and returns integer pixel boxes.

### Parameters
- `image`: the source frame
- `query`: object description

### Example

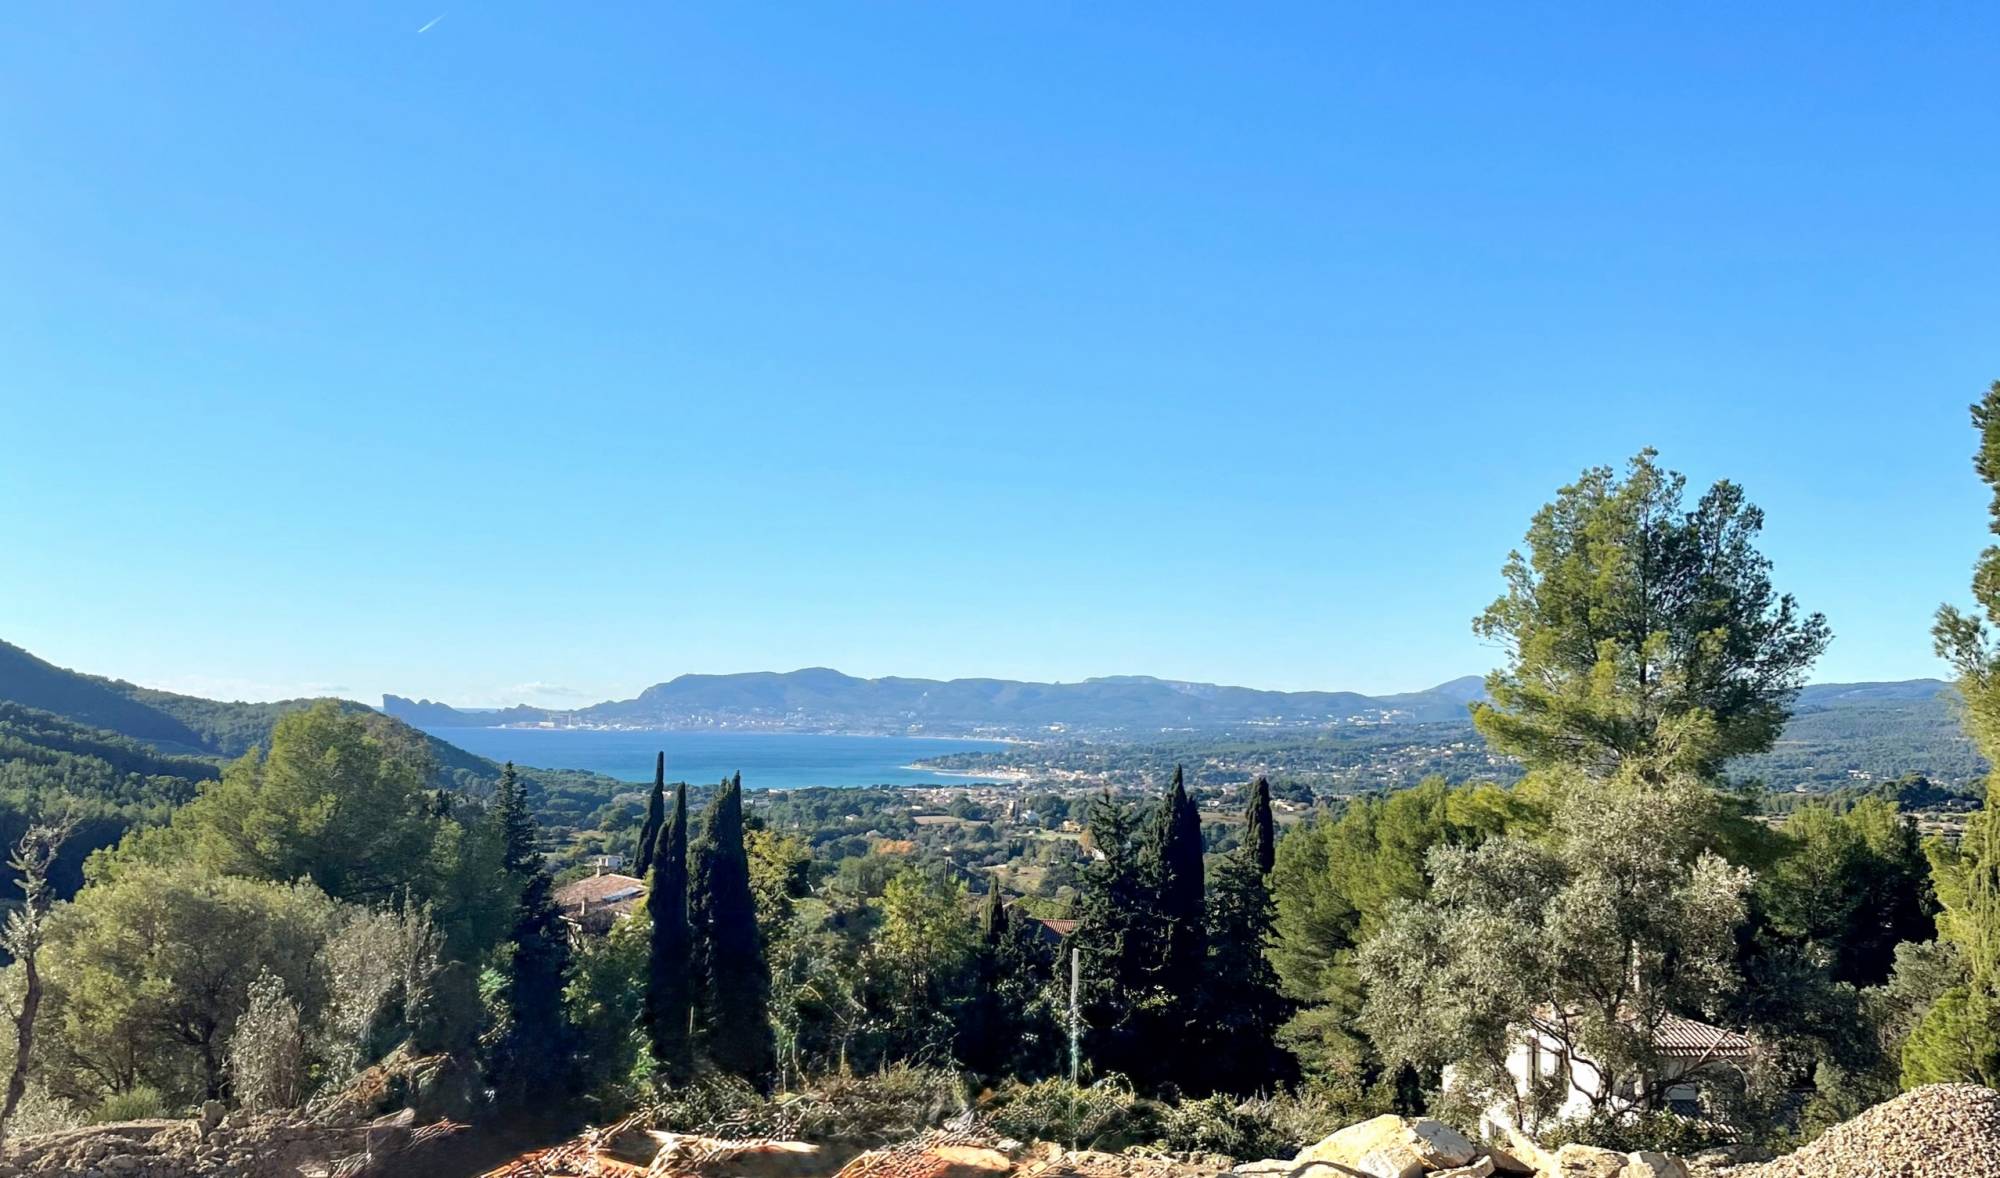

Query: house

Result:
[553,871,645,936]
[1457,1009,1755,1138]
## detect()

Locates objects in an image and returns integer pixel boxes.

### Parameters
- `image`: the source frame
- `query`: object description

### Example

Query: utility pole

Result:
[1068,945,1081,1086]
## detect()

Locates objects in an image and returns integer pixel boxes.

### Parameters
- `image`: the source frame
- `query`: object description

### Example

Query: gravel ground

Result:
[1729,1084,2000,1178]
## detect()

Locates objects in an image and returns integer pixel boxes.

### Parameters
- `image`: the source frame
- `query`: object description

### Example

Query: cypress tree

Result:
[1136,766,1206,1091]
[644,781,694,1081]
[1245,775,1276,875]
[636,752,666,874]
[490,763,576,1100]
[1144,765,1207,994]
[690,773,774,1087]
[981,879,1007,945]
[960,882,1013,1078]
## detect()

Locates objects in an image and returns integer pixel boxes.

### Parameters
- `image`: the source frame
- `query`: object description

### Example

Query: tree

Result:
[40,866,338,1103]
[1474,450,1830,779]
[1357,770,1750,1129]
[1070,790,1152,1080]
[1756,799,1934,987]
[1934,382,2000,774]
[174,701,440,902]
[566,910,649,1101]
[319,900,443,1079]
[644,782,693,1081]
[636,753,666,875]
[982,879,1006,944]
[489,766,575,1102]
[1909,380,2000,1088]
[229,971,306,1111]
[1269,779,1523,1073]
[745,826,811,941]
[0,816,73,1142]
[1143,767,1206,999]
[1244,776,1276,876]
[1900,809,2000,1086]
[691,773,773,1086]
[871,868,975,1061]
[1202,829,1290,1093]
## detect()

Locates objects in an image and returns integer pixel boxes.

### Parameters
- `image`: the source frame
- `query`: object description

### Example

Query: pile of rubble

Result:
[1230,1115,1684,1178]
[1724,1084,2000,1178]
[476,1112,1695,1178]
[0,1102,461,1178]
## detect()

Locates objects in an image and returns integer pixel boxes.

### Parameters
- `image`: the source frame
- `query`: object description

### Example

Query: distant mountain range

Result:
[381,668,1957,741]
[0,638,1980,795]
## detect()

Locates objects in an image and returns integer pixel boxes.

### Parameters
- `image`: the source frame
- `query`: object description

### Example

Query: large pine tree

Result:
[644,781,694,1081]
[690,773,774,1087]
[489,763,576,1100]
[636,752,666,875]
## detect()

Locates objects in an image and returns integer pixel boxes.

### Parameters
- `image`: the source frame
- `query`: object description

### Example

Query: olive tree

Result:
[1358,770,1750,1129]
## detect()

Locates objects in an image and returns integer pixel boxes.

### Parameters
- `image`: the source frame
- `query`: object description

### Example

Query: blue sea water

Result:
[417,726,1011,789]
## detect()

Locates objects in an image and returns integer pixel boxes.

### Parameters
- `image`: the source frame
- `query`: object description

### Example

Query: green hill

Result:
[0,639,624,838]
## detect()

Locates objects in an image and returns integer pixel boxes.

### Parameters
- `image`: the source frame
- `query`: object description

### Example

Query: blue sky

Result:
[4,5,1997,706]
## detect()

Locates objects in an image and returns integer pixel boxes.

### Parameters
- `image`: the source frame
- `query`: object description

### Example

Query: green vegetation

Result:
[6,391,2000,1163]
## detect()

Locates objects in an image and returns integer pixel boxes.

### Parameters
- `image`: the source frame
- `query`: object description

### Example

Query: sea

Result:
[415,726,1012,789]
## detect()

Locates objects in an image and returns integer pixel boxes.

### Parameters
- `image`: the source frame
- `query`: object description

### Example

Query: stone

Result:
[1293,1116,1479,1178]
[1430,1157,1495,1178]
[1553,1143,1628,1178]
[1618,1153,1687,1178]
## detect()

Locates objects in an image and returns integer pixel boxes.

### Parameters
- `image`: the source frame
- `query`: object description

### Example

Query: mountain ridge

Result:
[380,668,1952,738]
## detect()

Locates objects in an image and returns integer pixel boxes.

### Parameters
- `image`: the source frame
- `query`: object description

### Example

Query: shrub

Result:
[91,1086,167,1124]
[986,1076,1152,1149]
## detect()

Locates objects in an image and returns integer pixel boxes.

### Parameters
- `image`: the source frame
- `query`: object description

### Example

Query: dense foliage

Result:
[5,395,2000,1162]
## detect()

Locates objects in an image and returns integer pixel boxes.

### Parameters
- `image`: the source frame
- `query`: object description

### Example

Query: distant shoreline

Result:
[428,724,1028,744]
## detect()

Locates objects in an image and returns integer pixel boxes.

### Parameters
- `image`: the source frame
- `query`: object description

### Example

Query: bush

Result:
[90,1086,167,1123]
[644,1064,967,1144]
[1541,1108,1728,1156]
[1156,1094,1269,1161]
[985,1076,1152,1149]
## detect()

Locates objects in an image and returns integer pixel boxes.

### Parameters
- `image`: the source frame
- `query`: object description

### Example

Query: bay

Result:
[417,726,1011,789]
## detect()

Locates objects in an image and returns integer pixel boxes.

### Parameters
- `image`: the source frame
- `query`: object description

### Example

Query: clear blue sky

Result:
[4,5,1997,706]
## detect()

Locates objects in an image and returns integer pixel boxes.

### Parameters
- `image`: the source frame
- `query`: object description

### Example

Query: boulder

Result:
[1553,1144,1627,1178]
[1483,1138,1537,1176]
[1430,1158,1495,1178]
[1494,1128,1553,1176]
[1294,1117,1478,1178]
[1618,1153,1687,1178]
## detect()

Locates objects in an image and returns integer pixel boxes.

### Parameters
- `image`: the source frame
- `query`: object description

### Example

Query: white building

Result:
[1458,1010,1755,1138]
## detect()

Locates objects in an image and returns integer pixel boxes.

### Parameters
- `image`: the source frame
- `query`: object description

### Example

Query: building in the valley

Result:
[1455,1009,1756,1137]
[553,871,645,937]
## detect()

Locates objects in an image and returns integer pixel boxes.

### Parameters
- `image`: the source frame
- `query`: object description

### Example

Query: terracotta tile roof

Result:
[554,872,645,911]
[1652,1013,1754,1058]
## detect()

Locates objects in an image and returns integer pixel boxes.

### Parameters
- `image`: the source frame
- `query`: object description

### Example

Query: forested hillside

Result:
[0,640,627,862]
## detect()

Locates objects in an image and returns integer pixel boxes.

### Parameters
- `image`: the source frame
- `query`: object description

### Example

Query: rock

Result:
[1294,1116,1478,1178]
[1554,1144,1629,1178]
[1484,1137,1539,1176]
[1430,1158,1495,1178]
[1619,1151,1686,1178]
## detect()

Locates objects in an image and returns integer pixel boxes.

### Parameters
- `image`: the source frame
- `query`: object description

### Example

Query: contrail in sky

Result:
[417,14,445,34]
